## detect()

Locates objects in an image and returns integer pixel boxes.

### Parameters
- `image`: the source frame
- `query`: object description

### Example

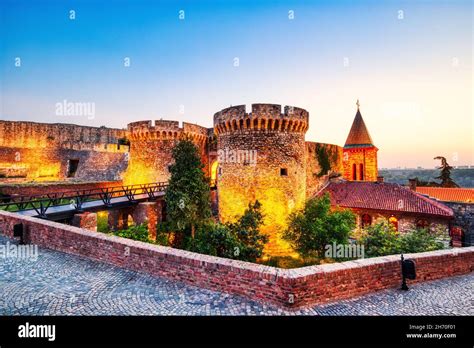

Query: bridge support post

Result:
[132,201,162,240]
[107,209,131,231]
[72,212,97,232]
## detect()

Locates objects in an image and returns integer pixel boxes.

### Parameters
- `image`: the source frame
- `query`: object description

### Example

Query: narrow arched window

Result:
[352,163,357,180]
[361,214,372,228]
[359,164,364,180]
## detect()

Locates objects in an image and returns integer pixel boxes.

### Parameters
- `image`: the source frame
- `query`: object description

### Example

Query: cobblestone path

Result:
[0,236,472,315]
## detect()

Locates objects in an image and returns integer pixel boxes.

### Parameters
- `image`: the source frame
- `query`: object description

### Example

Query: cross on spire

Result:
[356,99,360,110]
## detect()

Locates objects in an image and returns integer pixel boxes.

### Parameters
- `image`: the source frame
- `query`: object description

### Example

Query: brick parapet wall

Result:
[0,210,472,308]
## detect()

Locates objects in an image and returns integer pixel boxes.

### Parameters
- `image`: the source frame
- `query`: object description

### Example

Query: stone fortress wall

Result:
[0,121,129,182]
[0,105,345,256]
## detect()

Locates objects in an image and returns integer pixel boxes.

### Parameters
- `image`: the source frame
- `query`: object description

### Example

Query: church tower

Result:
[342,100,378,181]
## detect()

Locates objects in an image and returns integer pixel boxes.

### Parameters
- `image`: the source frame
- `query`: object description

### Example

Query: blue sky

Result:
[0,0,472,168]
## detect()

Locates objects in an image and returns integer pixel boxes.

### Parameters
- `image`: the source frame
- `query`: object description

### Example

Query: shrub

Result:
[185,201,267,262]
[186,222,240,259]
[360,222,401,257]
[360,222,446,257]
[399,228,445,253]
[114,223,152,243]
[283,193,356,259]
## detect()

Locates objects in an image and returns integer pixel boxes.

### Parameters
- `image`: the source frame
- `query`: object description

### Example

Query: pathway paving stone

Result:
[0,235,472,315]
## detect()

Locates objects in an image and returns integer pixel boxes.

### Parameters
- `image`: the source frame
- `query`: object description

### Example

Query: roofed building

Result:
[342,100,378,182]
[319,179,454,236]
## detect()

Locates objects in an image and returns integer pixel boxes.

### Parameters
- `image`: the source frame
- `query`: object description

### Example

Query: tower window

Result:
[352,163,357,180]
[280,168,288,176]
[359,163,364,180]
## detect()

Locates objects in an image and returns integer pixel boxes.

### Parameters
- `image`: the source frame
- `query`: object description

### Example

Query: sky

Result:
[0,0,472,168]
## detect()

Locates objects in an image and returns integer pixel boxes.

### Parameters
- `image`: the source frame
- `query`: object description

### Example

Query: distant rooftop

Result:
[416,187,474,203]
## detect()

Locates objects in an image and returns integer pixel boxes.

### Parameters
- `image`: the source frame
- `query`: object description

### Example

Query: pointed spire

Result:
[344,100,374,148]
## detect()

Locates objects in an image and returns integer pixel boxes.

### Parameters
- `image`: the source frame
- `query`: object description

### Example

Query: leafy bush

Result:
[360,222,401,257]
[185,201,267,262]
[283,193,356,259]
[360,222,446,257]
[186,222,240,259]
[399,228,445,253]
[114,223,152,243]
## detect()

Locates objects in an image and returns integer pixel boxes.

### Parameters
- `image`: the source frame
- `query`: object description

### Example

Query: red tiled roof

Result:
[416,187,474,203]
[320,181,454,218]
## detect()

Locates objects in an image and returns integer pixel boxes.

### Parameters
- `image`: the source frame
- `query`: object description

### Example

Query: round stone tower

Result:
[214,104,309,256]
[123,120,209,185]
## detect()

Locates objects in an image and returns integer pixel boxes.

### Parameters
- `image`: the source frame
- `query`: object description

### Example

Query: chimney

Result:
[376,176,384,183]
[408,178,417,191]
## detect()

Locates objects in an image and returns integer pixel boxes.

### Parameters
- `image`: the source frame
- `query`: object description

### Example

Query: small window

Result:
[359,163,364,180]
[352,163,357,180]
[416,219,429,230]
[67,159,79,178]
[167,165,172,173]
[361,214,372,228]
[280,168,288,176]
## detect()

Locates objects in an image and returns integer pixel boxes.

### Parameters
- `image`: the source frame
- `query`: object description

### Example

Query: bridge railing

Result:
[0,182,168,217]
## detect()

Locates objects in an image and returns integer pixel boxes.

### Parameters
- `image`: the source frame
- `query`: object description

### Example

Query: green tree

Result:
[434,156,459,188]
[227,201,268,261]
[186,201,267,262]
[164,139,211,240]
[283,193,356,259]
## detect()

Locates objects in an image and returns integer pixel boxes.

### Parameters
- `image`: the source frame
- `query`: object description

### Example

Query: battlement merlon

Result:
[213,103,309,134]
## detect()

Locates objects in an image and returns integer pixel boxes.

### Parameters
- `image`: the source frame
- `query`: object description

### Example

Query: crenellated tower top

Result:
[213,104,309,135]
[127,120,209,144]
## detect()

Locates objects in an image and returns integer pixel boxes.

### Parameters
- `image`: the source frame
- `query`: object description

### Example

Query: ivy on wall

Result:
[315,144,332,177]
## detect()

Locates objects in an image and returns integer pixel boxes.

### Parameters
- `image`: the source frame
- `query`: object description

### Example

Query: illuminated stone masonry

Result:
[0,103,381,256]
